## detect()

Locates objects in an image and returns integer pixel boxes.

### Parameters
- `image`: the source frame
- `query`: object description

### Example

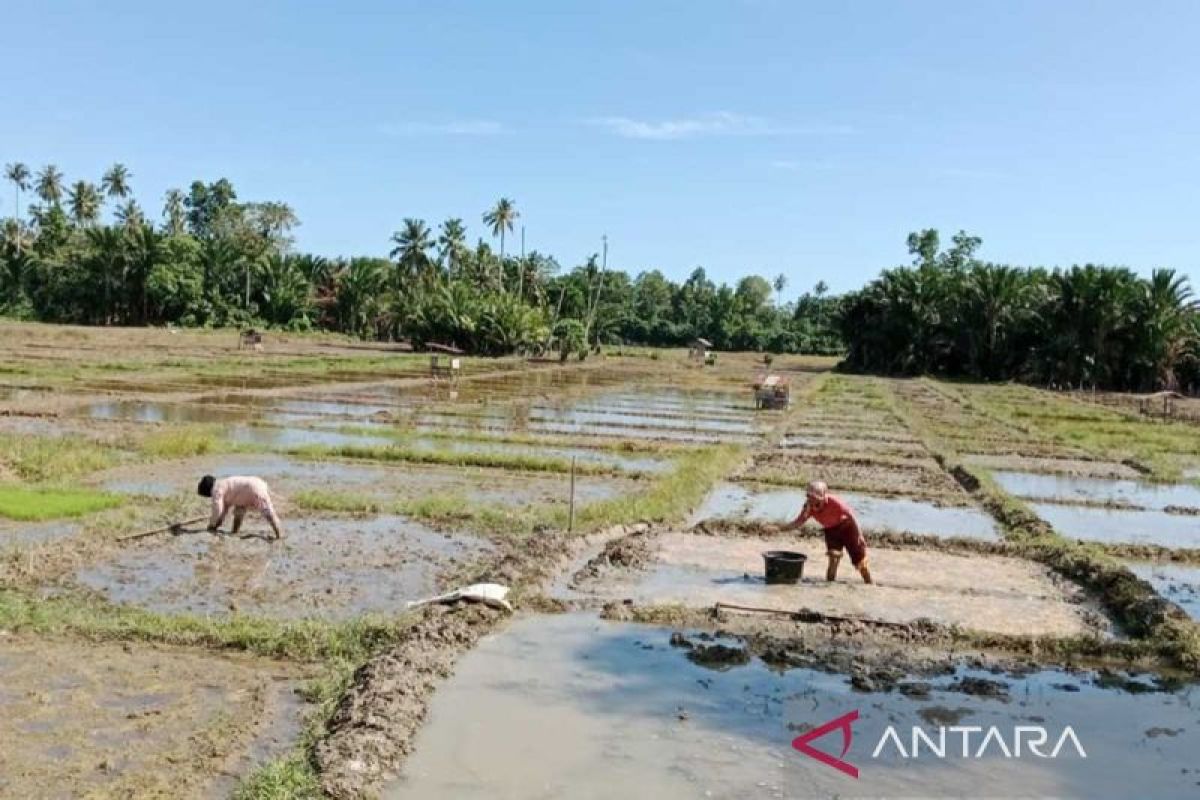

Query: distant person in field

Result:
[780,480,872,584]
[198,474,284,540]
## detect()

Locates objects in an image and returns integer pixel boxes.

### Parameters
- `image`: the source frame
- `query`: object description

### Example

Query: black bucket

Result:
[762,550,807,584]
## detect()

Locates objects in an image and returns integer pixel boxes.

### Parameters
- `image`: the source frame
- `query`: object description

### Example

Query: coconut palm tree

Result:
[36,165,65,208]
[482,197,519,287]
[389,218,434,284]
[101,163,132,202]
[437,218,468,275]
[772,273,787,305]
[4,162,30,221]
[115,199,144,231]
[68,181,102,227]
[162,189,186,235]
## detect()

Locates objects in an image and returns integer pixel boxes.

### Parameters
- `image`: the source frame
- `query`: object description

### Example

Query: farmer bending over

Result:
[198,474,284,540]
[780,480,872,584]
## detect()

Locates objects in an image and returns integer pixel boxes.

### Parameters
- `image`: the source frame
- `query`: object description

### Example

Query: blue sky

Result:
[3,0,1198,296]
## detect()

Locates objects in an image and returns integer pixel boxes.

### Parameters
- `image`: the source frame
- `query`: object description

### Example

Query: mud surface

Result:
[0,634,301,799]
[690,482,997,539]
[75,515,492,620]
[383,613,1200,800]
[571,532,1100,637]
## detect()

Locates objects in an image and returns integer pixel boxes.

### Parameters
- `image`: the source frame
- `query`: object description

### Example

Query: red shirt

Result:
[795,493,854,530]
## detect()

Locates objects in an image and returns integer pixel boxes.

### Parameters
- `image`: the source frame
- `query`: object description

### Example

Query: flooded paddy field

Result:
[4,326,1199,797]
[1126,562,1200,621]
[690,482,999,539]
[992,470,1200,512]
[385,614,1200,800]
[87,453,638,507]
[73,514,492,619]
[1030,503,1200,550]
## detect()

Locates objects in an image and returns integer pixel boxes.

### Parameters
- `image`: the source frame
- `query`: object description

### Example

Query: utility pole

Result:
[518,225,526,301]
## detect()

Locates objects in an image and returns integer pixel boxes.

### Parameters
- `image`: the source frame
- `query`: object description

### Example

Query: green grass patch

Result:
[0,588,417,662]
[284,442,623,477]
[0,485,123,521]
[292,489,383,514]
[0,433,118,482]
[139,425,223,458]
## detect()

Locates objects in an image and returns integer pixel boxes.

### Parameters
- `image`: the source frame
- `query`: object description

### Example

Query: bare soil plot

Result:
[74,515,492,619]
[0,634,302,799]
[578,532,1100,637]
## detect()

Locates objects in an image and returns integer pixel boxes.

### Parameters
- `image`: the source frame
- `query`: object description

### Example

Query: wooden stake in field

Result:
[568,456,577,534]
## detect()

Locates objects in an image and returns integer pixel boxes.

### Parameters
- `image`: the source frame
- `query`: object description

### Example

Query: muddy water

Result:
[385,614,1199,800]
[1126,562,1200,621]
[691,483,999,540]
[0,520,81,547]
[226,424,394,449]
[994,471,1200,510]
[1031,503,1200,549]
[530,407,756,433]
[79,399,257,424]
[75,516,490,620]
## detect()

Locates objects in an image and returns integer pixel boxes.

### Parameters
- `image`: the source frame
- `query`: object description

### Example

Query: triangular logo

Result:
[792,709,859,778]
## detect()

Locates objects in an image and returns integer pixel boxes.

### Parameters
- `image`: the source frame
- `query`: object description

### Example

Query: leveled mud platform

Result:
[0,635,302,798]
[571,531,1102,638]
[384,613,1200,800]
[75,515,491,619]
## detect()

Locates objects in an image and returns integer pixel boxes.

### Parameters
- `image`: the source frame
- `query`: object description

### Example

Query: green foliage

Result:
[840,230,1199,392]
[0,433,117,481]
[0,485,123,521]
[139,426,221,458]
[0,162,848,354]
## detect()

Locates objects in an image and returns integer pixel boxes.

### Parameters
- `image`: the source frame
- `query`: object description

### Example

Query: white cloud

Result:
[589,112,853,140]
[378,120,508,136]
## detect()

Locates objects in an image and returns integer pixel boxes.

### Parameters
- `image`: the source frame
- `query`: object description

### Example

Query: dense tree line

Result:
[839,230,1200,392]
[1,162,840,357]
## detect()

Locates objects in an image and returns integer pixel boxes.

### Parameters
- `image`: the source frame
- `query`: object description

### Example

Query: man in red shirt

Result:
[780,481,872,584]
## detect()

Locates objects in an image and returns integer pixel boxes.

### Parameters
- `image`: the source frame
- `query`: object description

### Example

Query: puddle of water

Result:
[385,614,1200,800]
[79,400,255,425]
[226,425,394,450]
[76,516,491,620]
[691,483,999,540]
[994,472,1200,511]
[0,520,81,547]
[1031,503,1200,549]
[1125,562,1200,621]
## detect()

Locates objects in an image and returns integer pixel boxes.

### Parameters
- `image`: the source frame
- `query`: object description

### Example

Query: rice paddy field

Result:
[1,321,1198,799]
